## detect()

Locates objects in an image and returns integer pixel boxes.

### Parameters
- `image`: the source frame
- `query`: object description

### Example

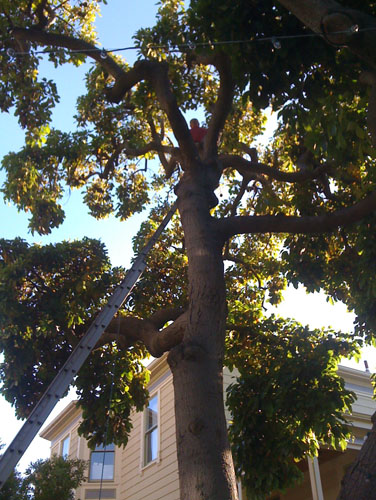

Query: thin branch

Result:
[198,52,234,158]
[101,142,125,179]
[148,117,181,177]
[106,60,198,163]
[223,250,265,290]
[100,138,175,179]
[219,153,331,183]
[229,178,249,217]
[124,141,174,158]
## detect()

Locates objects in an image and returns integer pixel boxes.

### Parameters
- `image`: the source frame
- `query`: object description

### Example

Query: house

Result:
[40,357,376,500]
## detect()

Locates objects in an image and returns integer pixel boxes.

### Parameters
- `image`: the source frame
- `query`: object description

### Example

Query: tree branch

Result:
[11,27,125,79]
[217,190,376,241]
[360,71,376,146]
[201,52,234,158]
[11,28,201,167]
[100,139,175,178]
[148,311,188,358]
[124,141,174,158]
[148,118,181,177]
[106,60,198,164]
[229,178,249,217]
[223,251,265,290]
[148,307,185,329]
[98,309,187,358]
[219,153,331,183]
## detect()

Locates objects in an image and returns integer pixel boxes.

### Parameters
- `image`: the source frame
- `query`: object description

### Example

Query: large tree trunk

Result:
[167,168,238,500]
[337,411,376,500]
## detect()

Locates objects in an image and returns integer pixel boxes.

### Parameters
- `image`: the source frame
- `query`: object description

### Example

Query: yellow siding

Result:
[119,373,179,500]
[51,443,59,456]
[69,422,80,459]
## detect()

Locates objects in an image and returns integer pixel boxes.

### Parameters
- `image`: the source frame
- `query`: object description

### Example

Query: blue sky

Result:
[0,0,374,475]
[0,0,161,267]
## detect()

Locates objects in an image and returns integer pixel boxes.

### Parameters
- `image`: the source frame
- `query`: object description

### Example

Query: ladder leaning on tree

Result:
[0,200,178,489]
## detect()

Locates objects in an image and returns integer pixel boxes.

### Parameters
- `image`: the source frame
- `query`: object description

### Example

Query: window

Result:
[89,443,115,481]
[144,393,158,466]
[61,435,70,458]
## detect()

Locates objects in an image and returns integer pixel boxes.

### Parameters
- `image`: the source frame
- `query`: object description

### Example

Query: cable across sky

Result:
[3,24,375,59]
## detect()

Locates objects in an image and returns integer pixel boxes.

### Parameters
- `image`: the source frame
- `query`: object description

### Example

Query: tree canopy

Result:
[1,0,376,499]
[22,455,87,500]
[0,441,86,500]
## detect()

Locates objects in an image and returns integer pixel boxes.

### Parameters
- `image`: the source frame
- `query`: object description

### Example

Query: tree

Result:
[0,455,25,500]
[1,0,376,499]
[21,455,86,500]
[0,444,85,500]
[0,441,25,500]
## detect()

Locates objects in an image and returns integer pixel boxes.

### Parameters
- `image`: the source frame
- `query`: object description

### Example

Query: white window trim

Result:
[76,436,81,459]
[307,456,324,500]
[140,388,161,472]
[237,480,243,500]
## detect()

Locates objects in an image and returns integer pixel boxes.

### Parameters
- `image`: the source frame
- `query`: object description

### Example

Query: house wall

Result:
[49,412,81,458]
[119,370,179,500]
[74,357,180,500]
[40,363,375,500]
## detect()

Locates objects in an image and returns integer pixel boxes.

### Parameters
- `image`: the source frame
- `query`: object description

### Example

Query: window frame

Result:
[141,390,160,469]
[88,443,115,482]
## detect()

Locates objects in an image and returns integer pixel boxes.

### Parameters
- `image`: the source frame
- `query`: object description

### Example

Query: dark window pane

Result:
[145,428,158,463]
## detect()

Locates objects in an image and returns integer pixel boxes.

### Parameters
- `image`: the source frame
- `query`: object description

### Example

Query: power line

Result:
[3,25,375,59]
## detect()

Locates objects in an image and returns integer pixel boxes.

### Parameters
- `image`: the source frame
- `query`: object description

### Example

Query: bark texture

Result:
[337,411,376,500]
[167,168,238,500]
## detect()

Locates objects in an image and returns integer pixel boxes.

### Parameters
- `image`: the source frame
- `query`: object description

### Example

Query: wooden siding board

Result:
[121,461,179,500]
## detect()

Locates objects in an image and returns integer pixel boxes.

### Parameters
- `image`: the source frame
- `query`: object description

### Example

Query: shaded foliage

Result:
[226,314,358,498]
[0,237,148,447]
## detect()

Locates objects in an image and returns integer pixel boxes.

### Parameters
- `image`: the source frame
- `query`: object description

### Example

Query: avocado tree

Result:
[1,1,376,499]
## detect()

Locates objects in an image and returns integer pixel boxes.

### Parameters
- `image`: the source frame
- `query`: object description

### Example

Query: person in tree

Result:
[189,118,207,144]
